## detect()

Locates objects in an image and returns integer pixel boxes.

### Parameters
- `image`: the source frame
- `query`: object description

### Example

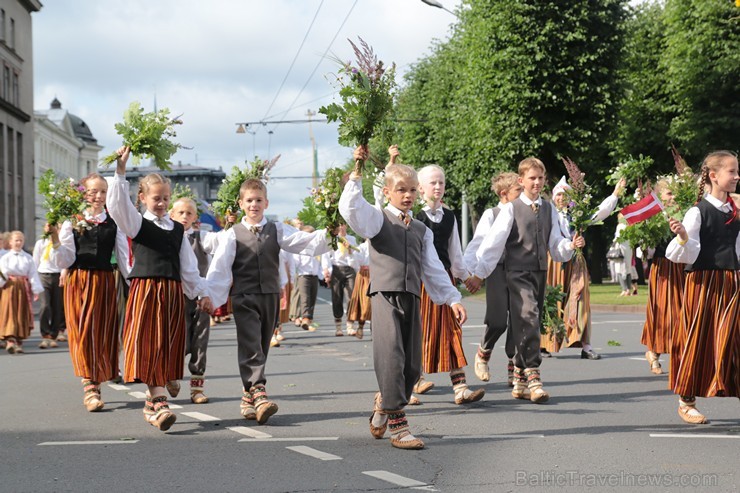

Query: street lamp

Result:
[420,0,458,18]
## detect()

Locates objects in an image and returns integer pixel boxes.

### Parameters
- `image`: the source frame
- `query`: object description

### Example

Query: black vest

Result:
[686,199,740,272]
[187,231,209,277]
[417,208,455,271]
[230,222,281,295]
[70,216,117,271]
[505,198,553,271]
[128,218,184,281]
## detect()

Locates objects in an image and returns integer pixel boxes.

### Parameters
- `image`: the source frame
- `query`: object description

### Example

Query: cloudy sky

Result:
[32,0,461,219]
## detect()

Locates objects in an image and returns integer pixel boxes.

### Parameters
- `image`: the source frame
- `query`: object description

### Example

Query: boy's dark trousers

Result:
[506,269,546,369]
[297,274,319,319]
[39,272,65,338]
[481,264,514,358]
[185,297,210,376]
[231,292,279,389]
[330,266,356,319]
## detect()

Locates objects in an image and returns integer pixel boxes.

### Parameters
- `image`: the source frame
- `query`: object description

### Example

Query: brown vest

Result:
[230,222,281,295]
[504,198,553,271]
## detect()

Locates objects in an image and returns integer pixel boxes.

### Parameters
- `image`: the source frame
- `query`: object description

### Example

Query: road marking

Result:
[650,433,740,439]
[182,412,220,422]
[39,440,139,446]
[107,384,130,391]
[128,391,148,399]
[229,426,272,439]
[592,320,644,325]
[340,357,368,362]
[239,437,339,442]
[463,324,486,329]
[169,403,183,409]
[316,296,333,305]
[363,471,432,489]
[628,357,649,361]
[442,434,545,440]
[286,445,341,461]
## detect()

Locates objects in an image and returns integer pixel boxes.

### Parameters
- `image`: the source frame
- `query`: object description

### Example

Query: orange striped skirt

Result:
[279,281,292,324]
[64,269,119,382]
[670,270,740,398]
[347,268,371,323]
[541,254,573,352]
[0,276,34,340]
[641,258,684,355]
[420,273,467,374]
[123,278,186,387]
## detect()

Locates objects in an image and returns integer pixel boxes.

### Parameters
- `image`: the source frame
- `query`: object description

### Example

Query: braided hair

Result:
[136,173,171,210]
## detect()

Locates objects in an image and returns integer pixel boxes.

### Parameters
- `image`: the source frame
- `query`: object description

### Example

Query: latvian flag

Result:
[620,192,664,225]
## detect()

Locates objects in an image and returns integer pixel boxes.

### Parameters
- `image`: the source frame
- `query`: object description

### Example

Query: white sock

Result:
[582,343,592,352]
[371,411,387,427]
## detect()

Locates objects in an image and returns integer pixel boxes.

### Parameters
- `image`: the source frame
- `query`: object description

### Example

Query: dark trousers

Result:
[507,270,546,369]
[370,292,421,411]
[231,292,279,389]
[39,272,65,338]
[481,264,515,358]
[185,297,210,376]
[330,266,356,320]
[297,275,319,319]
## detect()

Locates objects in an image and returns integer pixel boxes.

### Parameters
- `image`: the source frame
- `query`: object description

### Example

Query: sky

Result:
[32,0,462,219]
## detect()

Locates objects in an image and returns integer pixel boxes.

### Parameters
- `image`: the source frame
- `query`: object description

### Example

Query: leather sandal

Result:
[369,392,387,439]
[678,405,707,424]
[645,351,662,375]
[390,431,425,450]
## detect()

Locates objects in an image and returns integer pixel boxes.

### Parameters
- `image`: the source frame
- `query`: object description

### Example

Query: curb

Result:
[591,304,646,314]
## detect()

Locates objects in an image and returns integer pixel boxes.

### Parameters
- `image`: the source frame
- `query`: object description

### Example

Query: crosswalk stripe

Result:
[286,445,341,461]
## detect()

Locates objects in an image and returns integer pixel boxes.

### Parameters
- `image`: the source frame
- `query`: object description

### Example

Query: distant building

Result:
[34,97,103,234]
[0,0,42,239]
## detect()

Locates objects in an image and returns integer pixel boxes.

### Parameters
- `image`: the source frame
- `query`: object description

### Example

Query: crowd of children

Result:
[1,144,737,447]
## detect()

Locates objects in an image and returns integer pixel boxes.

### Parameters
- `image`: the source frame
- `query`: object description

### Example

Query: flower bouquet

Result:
[38,170,88,236]
[211,155,281,227]
[319,37,396,175]
[618,182,672,251]
[665,145,699,220]
[606,155,653,188]
[540,284,567,351]
[300,167,346,249]
[100,101,184,171]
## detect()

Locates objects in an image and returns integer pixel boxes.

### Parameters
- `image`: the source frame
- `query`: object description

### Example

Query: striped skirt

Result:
[279,281,292,324]
[641,258,684,355]
[670,270,740,398]
[123,278,186,387]
[420,272,467,373]
[541,254,573,352]
[64,269,119,382]
[0,276,34,340]
[347,268,371,323]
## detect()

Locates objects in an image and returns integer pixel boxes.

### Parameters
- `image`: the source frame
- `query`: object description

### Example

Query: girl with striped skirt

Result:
[346,239,371,340]
[641,179,684,375]
[271,250,292,347]
[54,173,130,411]
[415,165,484,405]
[0,231,43,354]
[107,147,213,431]
[666,151,740,424]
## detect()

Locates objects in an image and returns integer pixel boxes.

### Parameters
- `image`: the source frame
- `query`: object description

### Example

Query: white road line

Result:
[128,391,148,399]
[286,445,342,461]
[442,434,545,440]
[628,357,648,361]
[228,426,273,439]
[107,384,130,391]
[650,433,740,439]
[169,404,183,409]
[238,437,339,442]
[463,324,486,329]
[592,320,644,325]
[182,412,220,422]
[39,440,139,446]
[316,296,333,305]
[363,471,430,488]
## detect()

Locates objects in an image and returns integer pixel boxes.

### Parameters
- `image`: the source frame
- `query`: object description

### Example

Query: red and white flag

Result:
[620,192,664,225]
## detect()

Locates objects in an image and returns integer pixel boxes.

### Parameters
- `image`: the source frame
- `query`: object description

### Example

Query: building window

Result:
[2,66,8,101]
[9,18,14,49]
[0,10,5,42]
[12,71,18,105]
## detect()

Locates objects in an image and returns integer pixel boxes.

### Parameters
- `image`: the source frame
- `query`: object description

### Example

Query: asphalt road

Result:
[2,288,738,492]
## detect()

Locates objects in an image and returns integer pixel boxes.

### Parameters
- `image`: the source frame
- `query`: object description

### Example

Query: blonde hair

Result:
[491,171,519,196]
[300,225,315,233]
[518,157,546,177]
[417,165,445,185]
[696,150,738,204]
[79,172,107,189]
[239,178,268,200]
[384,164,418,188]
[9,230,24,240]
[170,197,197,213]
[136,173,171,208]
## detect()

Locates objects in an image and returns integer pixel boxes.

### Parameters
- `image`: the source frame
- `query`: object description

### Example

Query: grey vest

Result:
[230,222,281,295]
[368,209,426,297]
[505,198,553,271]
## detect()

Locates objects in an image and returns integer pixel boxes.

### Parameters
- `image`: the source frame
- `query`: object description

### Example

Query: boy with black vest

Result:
[339,147,467,450]
[207,179,330,424]
[466,158,584,403]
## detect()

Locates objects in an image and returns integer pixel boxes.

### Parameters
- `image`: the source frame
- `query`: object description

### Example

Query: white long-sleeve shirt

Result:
[666,194,740,265]
[294,252,322,276]
[338,178,462,306]
[420,205,469,280]
[554,194,619,239]
[106,172,209,300]
[206,218,331,307]
[33,238,64,274]
[469,195,575,280]
[321,235,359,275]
[0,250,43,293]
[464,207,498,275]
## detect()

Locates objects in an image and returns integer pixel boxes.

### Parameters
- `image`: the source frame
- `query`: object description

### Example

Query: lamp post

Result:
[420,0,459,18]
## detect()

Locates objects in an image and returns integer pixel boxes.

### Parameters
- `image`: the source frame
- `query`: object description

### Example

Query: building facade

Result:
[0,0,42,239]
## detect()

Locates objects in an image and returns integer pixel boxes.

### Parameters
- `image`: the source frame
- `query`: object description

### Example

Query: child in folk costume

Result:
[0,232,43,354]
[467,158,583,403]
[641,178,684,375]
[339,147,467,450]
[33,223,67,348]
[541,176,624,359]
[108,147,213,431]
[666,151,740,424]
[293,229,322,331]
[464,172,521,385]
[271,250,294,347]
[169,197,222,404]
[54,173,129,411]
[207,178,330,424]
[322,223,359,336]
[346,239,371,339]
[414,164,483,405]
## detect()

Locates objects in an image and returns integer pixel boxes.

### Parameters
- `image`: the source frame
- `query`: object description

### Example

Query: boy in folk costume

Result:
[33,223,67,348]
[467,158,583,403]
[322,223,359,336]
[346,239,371,339]
[0,232,43,354]
[271,249,294,347]
[207,179,331,424]
[464,172,521,385]
[541,175,624,359]
[339,147,467,450]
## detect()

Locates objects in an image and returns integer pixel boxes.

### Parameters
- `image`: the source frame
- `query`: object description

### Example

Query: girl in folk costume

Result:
[542,176,625,359]
[107,147,213,431]
[415,164,484,405]
[0,231,43,354]
[271,250,294,347]
[54,173,130,411]
[346,239,371,340]
[642,179,685,375]
[666,151,740,424]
